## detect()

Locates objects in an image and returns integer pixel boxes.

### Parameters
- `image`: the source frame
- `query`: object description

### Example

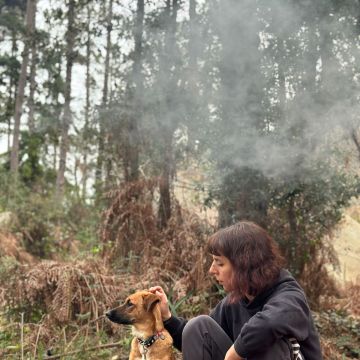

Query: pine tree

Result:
[56,0,76,199]
[10,0,37,174]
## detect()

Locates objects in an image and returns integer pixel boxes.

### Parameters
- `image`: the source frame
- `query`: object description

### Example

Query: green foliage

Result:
[270,161,360,275]
[0,167,56,256]
[0,54,20,85]
[0,325,21,360]
[167,289,193,317]
[0,166,99,258]
[18,131,55,186]
[214,157,360,279]
[316,309,360,358]
[216,166,271,228]
[0,8,25,33]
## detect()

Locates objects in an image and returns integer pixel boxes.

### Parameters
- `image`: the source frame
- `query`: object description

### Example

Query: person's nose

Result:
[209,261,217,275]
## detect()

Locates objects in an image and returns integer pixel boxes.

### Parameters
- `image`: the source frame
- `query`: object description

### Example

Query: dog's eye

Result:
[126,300,134,308]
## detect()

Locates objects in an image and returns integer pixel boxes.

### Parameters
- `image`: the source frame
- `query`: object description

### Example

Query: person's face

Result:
[209,254,234,292]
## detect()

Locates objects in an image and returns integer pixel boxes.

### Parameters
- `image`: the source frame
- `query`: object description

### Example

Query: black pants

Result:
[182,315,294,360]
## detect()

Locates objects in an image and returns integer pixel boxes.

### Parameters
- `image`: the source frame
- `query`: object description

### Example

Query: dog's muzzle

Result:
[106,309,134,325]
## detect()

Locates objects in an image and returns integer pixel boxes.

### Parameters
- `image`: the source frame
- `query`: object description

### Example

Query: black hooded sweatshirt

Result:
[164,269,322,359]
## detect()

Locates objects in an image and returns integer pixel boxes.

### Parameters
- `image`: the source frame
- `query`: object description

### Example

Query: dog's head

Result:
[106,290,163,332]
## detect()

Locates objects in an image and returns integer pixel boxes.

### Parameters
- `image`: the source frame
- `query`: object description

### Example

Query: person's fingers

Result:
[156,290,167,299]
[149,285,164,293]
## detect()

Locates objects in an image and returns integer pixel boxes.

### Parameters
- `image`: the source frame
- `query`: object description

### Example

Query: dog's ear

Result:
[143,293,161,312]
[144,293,163,332]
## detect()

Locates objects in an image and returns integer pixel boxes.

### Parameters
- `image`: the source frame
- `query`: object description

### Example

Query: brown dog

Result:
[106,290,175,360]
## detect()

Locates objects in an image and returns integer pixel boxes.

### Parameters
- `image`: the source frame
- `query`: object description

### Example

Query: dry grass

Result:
[320,279,360,319]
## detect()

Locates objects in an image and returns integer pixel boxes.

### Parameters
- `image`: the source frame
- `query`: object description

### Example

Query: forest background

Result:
[0,0,359,358]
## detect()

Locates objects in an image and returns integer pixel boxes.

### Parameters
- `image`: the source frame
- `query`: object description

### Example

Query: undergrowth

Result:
[0,180,359,359]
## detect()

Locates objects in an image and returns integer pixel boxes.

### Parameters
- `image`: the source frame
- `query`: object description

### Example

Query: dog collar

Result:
[137,331,165,348]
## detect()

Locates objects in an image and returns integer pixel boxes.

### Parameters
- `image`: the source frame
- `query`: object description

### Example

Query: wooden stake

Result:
[20,312,24,360]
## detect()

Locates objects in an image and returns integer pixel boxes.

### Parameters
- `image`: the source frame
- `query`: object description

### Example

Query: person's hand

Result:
[224,345,243,360]
[148,286,172,321]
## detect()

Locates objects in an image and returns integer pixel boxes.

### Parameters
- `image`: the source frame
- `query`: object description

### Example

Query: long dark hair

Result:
[207,221,285,302]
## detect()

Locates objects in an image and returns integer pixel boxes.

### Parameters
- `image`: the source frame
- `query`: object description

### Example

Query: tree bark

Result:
[157,0,178,229]
[56,0,76,199]
[10,0,37,173]
[158,126,173,229]
[6,31,17,152]
[82,5,92,200]
[351,128,360,162]
[28,17,37,134]
[188,0,198,82]
[287,194,299,275]
[276,38,287,126]
[127,0,144,182]
[95,0,113,193]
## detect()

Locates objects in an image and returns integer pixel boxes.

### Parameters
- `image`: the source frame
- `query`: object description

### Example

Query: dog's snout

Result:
[106,309,121,323]
[105,307,134,325]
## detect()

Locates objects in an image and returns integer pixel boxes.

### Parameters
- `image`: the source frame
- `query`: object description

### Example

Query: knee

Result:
[183,315,213,340]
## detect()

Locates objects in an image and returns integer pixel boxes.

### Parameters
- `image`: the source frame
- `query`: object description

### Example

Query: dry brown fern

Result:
[0,257,151,354]
[100,179,158,264]
[99,179,214,300]
[3,260,130,326]
[0,231,35,264]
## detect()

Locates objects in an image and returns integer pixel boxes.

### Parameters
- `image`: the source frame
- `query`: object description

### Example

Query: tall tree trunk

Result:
[351,128,360,162]
[127,0,144,182]
[186,0,199,155]
[28,19,37,134]
[56,0,76,199]
[287,194,300,275]
[188,0,198,84]
[157,0,178,229]
[10,0,37,174]
[6,31,17,152]
[6,86,13,152]
[158,126,174,229]
[52,59,63,176]
[95,0,113,193]
[276,38,287,126]
[82,5,92,200]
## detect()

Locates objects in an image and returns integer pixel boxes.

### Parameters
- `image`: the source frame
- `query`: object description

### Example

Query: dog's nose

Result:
[105,310,112,319]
